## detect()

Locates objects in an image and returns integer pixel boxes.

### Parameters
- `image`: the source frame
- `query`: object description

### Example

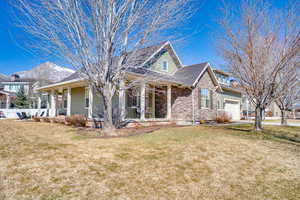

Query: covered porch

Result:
[37,79,174,122]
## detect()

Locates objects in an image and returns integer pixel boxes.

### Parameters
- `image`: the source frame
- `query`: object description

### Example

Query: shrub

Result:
[53,117,65,124]
[214,113,232,124]
[65,115,87,127]
[33,117,40,122]
[43,117,51,123]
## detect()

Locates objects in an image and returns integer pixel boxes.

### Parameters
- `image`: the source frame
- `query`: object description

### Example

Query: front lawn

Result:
[0,120,299,200]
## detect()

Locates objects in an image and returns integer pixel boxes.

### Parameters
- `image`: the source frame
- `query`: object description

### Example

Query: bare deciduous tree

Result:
[218,0,300,131]
[12,0,196,133]
[276,63,300,125]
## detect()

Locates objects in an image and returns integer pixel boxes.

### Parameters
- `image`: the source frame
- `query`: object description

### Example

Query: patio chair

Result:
[21,112,30,119]
[40,111,45,117]
[17,112,25,120]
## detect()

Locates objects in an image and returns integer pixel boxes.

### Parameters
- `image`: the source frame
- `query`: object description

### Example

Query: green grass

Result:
[0,120,299,199]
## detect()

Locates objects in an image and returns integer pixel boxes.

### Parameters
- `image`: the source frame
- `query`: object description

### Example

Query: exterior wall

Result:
[171,70,219,121]
[194,70,219,121]
[91,90,119,120]
[71,87,87,115]
[150,51,179,74]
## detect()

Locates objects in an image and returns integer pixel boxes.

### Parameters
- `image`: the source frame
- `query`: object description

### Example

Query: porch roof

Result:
[37,78,87,92]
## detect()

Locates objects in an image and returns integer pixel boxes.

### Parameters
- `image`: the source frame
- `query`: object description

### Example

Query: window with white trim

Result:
[199,88,211,109]
[162,61,168,72]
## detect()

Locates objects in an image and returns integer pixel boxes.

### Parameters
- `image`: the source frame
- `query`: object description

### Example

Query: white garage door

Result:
[224,100,240,121]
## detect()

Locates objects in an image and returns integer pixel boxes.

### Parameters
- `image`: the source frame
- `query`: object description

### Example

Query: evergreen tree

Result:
[14,86,29,108]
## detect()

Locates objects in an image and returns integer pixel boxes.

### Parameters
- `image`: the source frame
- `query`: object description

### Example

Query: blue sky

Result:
[0,0,286,75]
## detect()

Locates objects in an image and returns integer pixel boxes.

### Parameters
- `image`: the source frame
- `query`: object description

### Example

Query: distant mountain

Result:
[15,62,75,82]
[0,73,8,81]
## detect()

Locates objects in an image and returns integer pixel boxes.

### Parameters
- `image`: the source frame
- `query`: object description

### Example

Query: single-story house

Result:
[37,41,242,124]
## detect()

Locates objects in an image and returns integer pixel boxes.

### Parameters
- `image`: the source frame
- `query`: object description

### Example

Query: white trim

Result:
[169,42,184,68]
[36,78,85,91]
[192,63,223,92]
[137,41,170,69]
[224,98,240,103]
[67,87,72,116]
[0,91,10,95]
[1,82,31,84]
[167,84,172,120]
[88,86,93,118]
[140,82,146,120]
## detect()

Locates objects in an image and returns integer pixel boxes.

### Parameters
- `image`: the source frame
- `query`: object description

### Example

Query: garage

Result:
[224,100,240,121]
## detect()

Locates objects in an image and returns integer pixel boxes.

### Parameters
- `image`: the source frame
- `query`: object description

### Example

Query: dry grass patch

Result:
[0,120,299,199]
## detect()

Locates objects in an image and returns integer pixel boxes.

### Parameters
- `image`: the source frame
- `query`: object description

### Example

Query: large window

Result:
[199,88,212,109]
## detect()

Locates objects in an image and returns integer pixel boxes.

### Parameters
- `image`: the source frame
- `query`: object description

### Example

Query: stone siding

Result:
[171,69,220,121]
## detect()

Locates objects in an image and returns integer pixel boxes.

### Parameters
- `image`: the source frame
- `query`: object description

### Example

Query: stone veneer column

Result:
[140,82,146,121]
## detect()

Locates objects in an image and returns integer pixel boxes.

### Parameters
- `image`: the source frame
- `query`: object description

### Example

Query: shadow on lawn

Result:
[223,124,300,144]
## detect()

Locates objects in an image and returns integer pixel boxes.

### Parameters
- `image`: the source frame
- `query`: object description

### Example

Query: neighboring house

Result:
[0,74,51,109]
[37,41,243,124]
[0,74,35,109]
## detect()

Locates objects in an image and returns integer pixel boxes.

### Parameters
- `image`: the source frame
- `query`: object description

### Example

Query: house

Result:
[0,74,35,109]
[0,74,52,109]
[37,41,243,124]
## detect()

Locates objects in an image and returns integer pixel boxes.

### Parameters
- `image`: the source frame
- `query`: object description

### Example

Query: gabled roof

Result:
[174,63,208,86]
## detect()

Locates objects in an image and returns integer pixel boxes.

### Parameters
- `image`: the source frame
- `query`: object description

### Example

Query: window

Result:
[85,88,89,108]
[199,88,212,109]
[162,61,168,71]
[125,86,141,119]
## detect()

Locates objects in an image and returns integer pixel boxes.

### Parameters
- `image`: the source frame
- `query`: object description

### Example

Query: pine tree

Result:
[14,86,29,109]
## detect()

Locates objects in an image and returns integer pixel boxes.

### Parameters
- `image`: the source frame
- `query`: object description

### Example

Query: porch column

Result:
[140,82,146,121]
[6,95,10,109]
[88,86,93,119]
[37,95,42,109]
[119,81,126,121]
[50,90,57,117]
[167,85,172,120]
[152,87,155,117]
[67,87,72,116]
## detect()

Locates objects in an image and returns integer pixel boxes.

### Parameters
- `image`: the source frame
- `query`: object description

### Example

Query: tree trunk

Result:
[101,89,117,135]
[280,109,287,125]
[254,106,263,131]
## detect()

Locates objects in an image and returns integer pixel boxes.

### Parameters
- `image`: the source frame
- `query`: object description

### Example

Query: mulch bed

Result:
[76,124,185,139]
